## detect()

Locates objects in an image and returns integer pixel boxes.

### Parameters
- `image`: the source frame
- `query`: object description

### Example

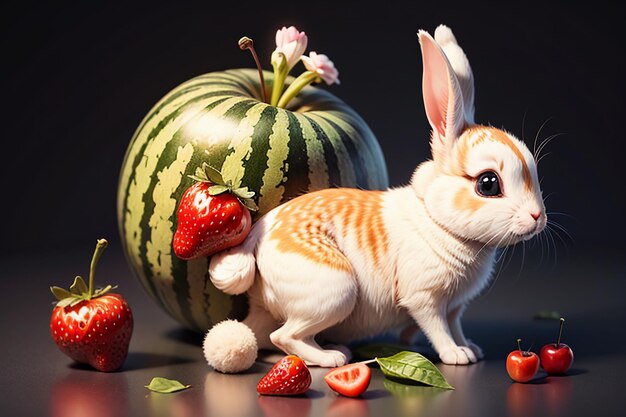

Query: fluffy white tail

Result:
[208,226,261,295]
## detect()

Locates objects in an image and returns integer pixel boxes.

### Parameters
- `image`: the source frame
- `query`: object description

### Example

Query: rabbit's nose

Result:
[530,211,541,221]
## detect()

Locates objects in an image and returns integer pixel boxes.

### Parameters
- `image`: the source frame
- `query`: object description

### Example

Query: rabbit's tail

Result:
[208,226,261,295]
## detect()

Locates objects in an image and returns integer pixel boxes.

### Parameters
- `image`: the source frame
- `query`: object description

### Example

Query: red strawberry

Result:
[173,163,257,260]
[257,355,312,396]
[50,239,133,372]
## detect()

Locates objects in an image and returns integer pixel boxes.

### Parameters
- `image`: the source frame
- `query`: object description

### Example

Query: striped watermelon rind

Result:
[117,68,388,331]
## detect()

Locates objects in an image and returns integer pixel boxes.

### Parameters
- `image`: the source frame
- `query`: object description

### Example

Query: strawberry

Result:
[173,163,257,260]
[257,355,312,396]
[50,239,133,372]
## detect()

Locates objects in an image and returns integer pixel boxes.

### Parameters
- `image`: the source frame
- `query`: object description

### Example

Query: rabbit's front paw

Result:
[439,346,477,365]
[466,340,484,360]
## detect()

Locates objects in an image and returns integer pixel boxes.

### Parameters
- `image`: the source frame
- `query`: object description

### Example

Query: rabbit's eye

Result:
[476,171,502,197]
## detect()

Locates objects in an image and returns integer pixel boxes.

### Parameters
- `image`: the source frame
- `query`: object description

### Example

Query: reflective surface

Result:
[3,244,624,417]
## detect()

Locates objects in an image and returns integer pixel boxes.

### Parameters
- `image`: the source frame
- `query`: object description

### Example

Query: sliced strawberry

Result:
[324,362,371,397]
[257,355,311,396]
[173,163,257,260]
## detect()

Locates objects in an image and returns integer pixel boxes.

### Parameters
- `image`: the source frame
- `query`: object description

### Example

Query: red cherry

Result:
[506,339,540,383]
[540,318,574,374]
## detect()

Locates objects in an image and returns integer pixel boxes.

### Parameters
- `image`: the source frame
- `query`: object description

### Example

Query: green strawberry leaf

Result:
[192,165,209,182]
[208,185,230,196]
[145,377,191,394]
[69,275,89,296]
[233,187,255,200]
[92,284,116,298]
[240,198,259,212]
[50,286,73,301]
[376,351,454,390]
[55,297,77,308]
[204,164,225,185]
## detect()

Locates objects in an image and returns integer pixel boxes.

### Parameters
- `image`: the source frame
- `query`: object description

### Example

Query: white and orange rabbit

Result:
[203,25,547,373]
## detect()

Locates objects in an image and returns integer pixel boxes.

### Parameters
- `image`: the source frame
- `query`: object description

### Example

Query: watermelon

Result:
[117,68,388,331]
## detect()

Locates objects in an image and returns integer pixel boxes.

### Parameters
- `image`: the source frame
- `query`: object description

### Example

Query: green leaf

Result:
[92,284,116,298]
[208,185,230,196]
[145,377,191,394]
[352,343,408,360]
[204,164,225,185]
[192,165,208,182]
[240,198,258,212]
[50,286,73,301]
[376,351,454,390]
[534,310,562,320]
[69,276,89,296]
[232,187,255,200]
[56,297,79,308]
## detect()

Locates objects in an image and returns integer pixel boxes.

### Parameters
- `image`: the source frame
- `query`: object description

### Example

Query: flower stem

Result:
[238,37,267,103]
[88,239,108,298]
[276,70,318,109]
[270,52,288,106]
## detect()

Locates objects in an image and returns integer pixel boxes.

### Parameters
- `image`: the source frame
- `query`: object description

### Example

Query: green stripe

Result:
[132,97,239,321]
[281,111,311,198]
[240,106,278,213]
[318,115,369,189]
[303,115,342,187]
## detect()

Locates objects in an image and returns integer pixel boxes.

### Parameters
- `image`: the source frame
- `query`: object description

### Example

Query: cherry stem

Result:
[88,239,108,298]
[556,317,565,346]
[517,338,523,353]
[238,37,267,103]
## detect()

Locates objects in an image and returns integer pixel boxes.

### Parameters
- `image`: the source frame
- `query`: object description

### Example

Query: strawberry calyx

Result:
[50,239,116,308]
[188,162,259,212]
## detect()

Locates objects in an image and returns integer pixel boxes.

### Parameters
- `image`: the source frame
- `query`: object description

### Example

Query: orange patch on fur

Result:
[464,126,533,192]
[453,188,486,213]
[269,188,388,271]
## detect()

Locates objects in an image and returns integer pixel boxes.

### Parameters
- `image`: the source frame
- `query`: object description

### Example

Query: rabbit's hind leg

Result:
[259,253,358,367]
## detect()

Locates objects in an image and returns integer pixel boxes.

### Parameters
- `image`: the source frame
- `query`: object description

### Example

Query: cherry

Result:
[540,317,574,374]
[506,339,540,383]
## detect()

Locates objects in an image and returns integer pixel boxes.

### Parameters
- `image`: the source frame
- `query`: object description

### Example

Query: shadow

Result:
[550,367,587,376]
[123,351,194,371]
[50,371,129,417]
[164,327,204,346]
[67,362,97,371]
[360,389,390,400]
[304,388,325,399]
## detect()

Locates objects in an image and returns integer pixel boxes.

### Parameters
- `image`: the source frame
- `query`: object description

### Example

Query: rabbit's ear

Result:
[418,29,466,155]
[434,25,475,124]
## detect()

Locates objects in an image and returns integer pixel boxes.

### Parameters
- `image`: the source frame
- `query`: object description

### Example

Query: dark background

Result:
[1,0,624,260]
[2,4,625,416]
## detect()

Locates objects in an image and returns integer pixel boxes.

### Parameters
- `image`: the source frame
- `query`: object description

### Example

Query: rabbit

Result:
[204,25,547,371]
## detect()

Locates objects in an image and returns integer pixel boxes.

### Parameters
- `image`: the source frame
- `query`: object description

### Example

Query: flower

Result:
[301,52,340,85]
[274,26,308,70]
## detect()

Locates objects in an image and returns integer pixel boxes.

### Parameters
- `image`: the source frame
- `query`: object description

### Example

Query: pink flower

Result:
[301,52,340,85]
[275,26,308,70]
